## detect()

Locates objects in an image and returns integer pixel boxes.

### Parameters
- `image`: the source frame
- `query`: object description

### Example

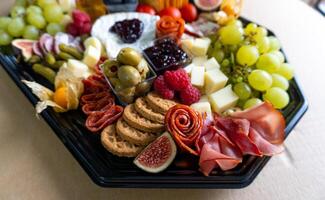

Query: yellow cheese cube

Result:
[192,56,208,65]
[208,85,239,113]
[191,66,205,88]
[82,46,100,69]
[190,102,213,119]
[190,38,211,57]
[181,38,194,55]
[204,69,228,94]
[204,57,220,71]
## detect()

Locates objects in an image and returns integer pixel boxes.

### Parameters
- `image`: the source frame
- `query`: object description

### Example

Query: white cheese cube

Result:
[184,63,196,74]
[191,102,213,119]
[191,66,205,88]
[191,38,211,57]
[204,57,220,71]
[82,46,100,69]
[181,38,194,55]
[199,95,209,103]
[204,69,228,94]
[84,37,102,53]
[208,85,239,113]
[192,56,208,65]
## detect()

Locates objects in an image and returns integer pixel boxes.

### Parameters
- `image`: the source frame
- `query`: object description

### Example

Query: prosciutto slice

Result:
[198,102,286,176]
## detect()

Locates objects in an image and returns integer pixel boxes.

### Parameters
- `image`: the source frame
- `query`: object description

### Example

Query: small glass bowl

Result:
[100,60,157,106]
[142,37,191,75]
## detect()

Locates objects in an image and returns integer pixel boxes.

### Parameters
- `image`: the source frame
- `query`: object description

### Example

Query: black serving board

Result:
[0,17,308,188]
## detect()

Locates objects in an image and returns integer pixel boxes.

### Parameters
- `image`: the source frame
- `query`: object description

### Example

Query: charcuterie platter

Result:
[0,0,307,188]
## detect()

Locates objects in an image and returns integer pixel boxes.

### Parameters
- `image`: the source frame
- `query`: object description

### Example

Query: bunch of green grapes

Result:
[0,0,67,46]
[208,19,295,110]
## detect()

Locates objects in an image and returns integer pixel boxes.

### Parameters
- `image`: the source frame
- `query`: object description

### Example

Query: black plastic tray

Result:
[0,18,308,188]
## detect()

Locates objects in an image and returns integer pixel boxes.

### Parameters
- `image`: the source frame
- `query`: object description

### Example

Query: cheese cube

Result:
[208,85,239,113]
[192,56,208,65]
[82,46,100,69]
[204,57,220,71]
[190,38,211,57]
[181,38,194,55]
[191,102,213,119]
[199,95,209,103]
[84,37,102,53]
[204,69,228,94]
[184,63,196,74]
[191,66,205,88]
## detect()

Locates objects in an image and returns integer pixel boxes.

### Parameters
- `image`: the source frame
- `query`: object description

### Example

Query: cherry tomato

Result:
[158,7,182,18]
[136,4,156,15]
[180,3,198,22]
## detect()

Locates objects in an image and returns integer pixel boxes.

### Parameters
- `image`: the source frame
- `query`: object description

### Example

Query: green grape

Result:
[219,25,244,45]
[234,82,252,100]
[37,0,56,8]
[256,36,270,54]
[221,59,230,67]
[23,25,39,40]
[214,41,222,49]
[26,5,43,15]
[43,4,64,23]
[268,36,281,51]
[270,50,285,63]
[276,63,294,80]
[27,13,46,29]
[0,17,12,30]
[211,49,225,63]
[7,17,25,37]
[256,53,281,73]
[0,30,13,45]
[15,0,27,7]
[10,6,26,18]
[271,73,289,90]
[244,98,263,110]
[227,19,243,28]
[263,87,289,109]
[244,23,257,35]
[236,45,259,66]
[46,23,63,35]
[253,27,268,41]
[248,69,272,91]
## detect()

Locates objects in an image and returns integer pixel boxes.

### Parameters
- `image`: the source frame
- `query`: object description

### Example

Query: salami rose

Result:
[156,16,185,42]
[165,105,203,156]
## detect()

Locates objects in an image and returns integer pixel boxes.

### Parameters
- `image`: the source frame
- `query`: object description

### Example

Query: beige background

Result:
[1,0,325,199]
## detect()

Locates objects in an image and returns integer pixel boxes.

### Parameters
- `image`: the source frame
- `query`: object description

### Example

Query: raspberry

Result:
[79,22,92,34]
[72,10,91,24]
[180,85,201,105]
[66,23,79,36]
[164,68,190,91]
[154,75,175,100]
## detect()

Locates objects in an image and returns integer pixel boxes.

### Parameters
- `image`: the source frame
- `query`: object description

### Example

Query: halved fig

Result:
[12,39,35,60]
[134,132,177,173]
[194,0,222,11]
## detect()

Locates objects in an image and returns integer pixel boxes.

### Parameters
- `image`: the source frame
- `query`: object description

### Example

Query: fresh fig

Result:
[12,39,35,60]
[134,132,177,173]
[194,0,222,11]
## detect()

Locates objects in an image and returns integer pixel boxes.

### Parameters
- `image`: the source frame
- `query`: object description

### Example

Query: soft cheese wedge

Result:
[208,85,239,113]
[82,46,101,69]
[204,68,228,94]
[191,66,205,88]
[191,102,213,119]
[204,57,220,71]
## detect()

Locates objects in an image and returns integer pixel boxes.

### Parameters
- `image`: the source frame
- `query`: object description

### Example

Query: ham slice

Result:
[198,102,286,176]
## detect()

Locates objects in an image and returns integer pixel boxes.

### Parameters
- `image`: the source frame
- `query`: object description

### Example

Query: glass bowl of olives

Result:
[143,37,191,75]
[101,47,157,105]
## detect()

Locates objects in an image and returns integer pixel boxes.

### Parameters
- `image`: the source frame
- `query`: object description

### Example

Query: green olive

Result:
[117,47,142,66]
[135,81,151,96]
[118,65,141,87]
[108,77,120,87]
[103,60,120,78]
[117,87,136,103]
[136,58,150,80]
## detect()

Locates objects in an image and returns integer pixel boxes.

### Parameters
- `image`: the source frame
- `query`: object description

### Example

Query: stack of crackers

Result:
[101,92,177,157]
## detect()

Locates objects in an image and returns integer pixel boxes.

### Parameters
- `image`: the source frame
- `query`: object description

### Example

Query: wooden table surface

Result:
[1,0,325,199]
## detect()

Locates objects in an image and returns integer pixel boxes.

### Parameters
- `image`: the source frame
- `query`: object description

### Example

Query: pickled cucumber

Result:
[32,64,56,84]
[59,44,83,60]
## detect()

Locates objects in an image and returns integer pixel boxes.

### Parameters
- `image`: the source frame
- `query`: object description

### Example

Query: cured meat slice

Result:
[165,104,203,156]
